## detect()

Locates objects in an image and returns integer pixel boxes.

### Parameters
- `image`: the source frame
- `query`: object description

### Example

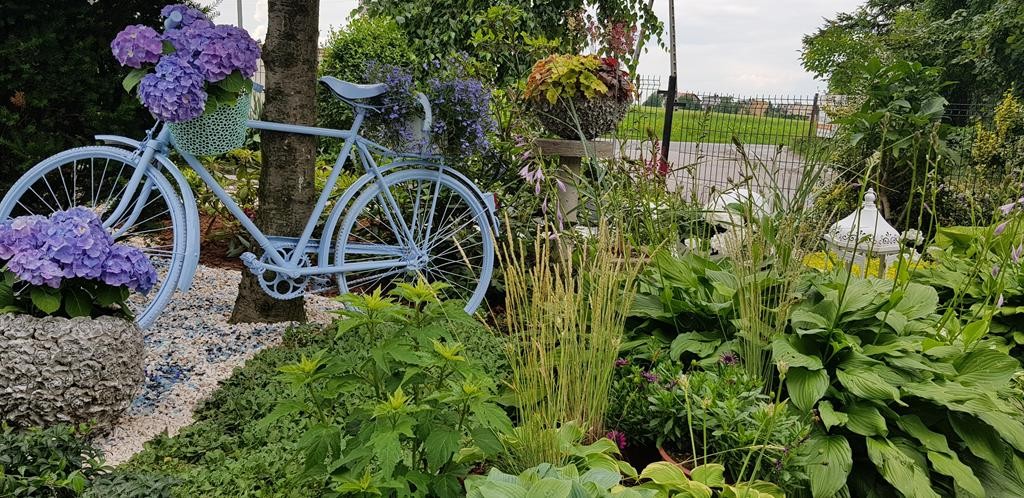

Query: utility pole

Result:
[237,0,244,28]
[659,0,678,173]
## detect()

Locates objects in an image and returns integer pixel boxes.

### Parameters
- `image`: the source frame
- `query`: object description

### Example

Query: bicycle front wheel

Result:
[0,146,186,328]
[335,168,494,313]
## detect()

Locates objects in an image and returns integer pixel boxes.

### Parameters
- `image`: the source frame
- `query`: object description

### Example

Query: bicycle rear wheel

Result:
[334,168,494,313]
[0,146,186,328]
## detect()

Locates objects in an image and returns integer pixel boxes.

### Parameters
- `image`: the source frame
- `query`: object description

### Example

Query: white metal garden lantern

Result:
[823,188,902,277]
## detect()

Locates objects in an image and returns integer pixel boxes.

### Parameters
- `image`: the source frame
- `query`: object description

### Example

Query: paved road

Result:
[621,140,817,202]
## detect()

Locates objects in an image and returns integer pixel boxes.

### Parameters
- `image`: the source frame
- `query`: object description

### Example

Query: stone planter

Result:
[0,314,143,429]
[530,96,631,140]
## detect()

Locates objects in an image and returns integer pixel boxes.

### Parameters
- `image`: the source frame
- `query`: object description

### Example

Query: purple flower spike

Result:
[110,25,163,68]
[642,371,658,383]
[995,222,1008,236]
[1000,201,1017,216]
[1012,244,1023,264]
[614,358,629,368]
[138,55,208,122]
[606,430,628,450]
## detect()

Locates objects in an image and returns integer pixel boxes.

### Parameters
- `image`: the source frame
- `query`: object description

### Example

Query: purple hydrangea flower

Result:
[161,4,209,28]
[0,208,157,293]
[110,24,163,68]
[138,55,208,122]
[163,18,216,56]
[194,25,261,82]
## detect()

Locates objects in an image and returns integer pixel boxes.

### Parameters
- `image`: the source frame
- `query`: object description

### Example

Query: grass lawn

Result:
[615,106,814,146]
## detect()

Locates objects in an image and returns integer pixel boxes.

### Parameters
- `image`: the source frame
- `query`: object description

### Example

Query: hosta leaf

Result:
[950,413,1007,466]
[927,451,984,497]
[897,415,952,454]
[817,401,848,431]
[525,478,572,498]
[772,338,824,370]
[953,348,1019,389]
[892,282,939,320]
[799,433,851,498]
[670,332,721,360]
[786,367,830,412]
[865,437,940,498]
[639,462,689,485]
[836,368,901,403]
[690,463,726,488]
[844,402,887,437]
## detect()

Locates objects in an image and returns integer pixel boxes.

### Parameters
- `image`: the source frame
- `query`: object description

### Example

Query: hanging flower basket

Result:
[169,92,251,156]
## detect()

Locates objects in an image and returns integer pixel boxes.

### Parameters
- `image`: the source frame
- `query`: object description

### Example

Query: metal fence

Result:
[622,75,990,201]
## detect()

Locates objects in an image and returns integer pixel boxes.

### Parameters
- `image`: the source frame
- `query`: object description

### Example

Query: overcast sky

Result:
[205,0,863,96]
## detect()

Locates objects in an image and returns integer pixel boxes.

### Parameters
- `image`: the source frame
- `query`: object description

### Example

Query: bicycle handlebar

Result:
[164,11,183,30]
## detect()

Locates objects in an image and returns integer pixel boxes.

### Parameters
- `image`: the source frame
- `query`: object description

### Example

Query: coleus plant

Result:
[776,273,1024,497]
[110,4,260,123]
[0,208,157,319]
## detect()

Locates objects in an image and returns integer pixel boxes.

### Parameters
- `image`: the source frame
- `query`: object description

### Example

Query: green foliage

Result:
[317,17,416,134]
[0,269,132,319]
[840,57,953,224]
[356,0,662,85]
[83,471,179,498]
[0,1,159,193]
[607,361,811,494]
[801,0,1024,103]
[0,424,107,497]
[267,282,511,496]
[524,54,623,105]
[777,272,1024,497]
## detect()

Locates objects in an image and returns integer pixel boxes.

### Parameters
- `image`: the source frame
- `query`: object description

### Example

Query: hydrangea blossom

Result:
[160,4,209,28]
[110,24,163,68]
[163,18,216,56]
[0,208,157,293]
[194,25,261,81]
[138,55,208,122]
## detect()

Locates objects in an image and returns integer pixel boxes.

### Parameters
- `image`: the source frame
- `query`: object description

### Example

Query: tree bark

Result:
[230,0,319,323]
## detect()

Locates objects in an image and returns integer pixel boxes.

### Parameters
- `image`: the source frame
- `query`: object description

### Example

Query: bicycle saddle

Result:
[319,76,387,100]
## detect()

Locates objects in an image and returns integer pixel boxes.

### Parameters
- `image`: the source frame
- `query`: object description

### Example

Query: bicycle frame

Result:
[105,105,441,280]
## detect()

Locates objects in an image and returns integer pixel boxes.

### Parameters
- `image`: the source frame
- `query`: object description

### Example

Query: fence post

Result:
[661,77,676,169]
[808,92,820,138]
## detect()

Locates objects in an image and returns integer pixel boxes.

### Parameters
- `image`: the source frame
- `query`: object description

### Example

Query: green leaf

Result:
[891,283,939,320]
[257,400,305,429]
[639,462,690,485]
[690,464,726,488]
[670,332,721,360]
[836,368,901,402]
[95,285,128,307]
[425,428,460,471]
[215,70,253,94]
[844,402,887,437]
[472,427,504,457]
[961,319,989,346]
[927,451,984,497]
[786,367,830,412]
[525,478,572,498]
[64,289,92,318]
[772,338,823,370]
[161,39,176,54]
[122,68,148,93]
[865,437,940,498]
[817,400,848,431]
[953,349,1019,389]
[799,433,851,498]
[30,287,61,314]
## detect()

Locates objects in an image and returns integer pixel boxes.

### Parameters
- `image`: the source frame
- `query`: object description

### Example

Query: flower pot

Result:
[530,96,631,140]
[169,92,251,156]
[658,445,693,477]
[0,314,144,429]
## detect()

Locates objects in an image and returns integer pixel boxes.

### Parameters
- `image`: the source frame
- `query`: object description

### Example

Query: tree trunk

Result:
[230,0,319,323]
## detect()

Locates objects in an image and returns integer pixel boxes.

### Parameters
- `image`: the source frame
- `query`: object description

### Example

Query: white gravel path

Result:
[95,264,340,465]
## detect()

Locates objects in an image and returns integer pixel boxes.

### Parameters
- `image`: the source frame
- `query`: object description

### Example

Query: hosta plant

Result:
[777,273,1024,497]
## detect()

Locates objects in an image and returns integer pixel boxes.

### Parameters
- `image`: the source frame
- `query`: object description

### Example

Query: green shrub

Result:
[317,17,415,134]
[0,1,159,193]
[83,471,179,498]
[0,424,107,497]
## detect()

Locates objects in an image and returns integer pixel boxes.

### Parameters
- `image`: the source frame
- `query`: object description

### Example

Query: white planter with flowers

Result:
[0,208,158,429]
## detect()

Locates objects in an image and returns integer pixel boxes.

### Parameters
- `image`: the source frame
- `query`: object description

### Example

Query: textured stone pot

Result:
[530,95,631,139]
[0,314,143,429]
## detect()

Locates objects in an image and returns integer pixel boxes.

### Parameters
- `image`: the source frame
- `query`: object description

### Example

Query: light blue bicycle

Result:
[0,78,497,328]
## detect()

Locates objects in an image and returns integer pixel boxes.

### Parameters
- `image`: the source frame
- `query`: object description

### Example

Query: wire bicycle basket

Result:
[168,92,251,156]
